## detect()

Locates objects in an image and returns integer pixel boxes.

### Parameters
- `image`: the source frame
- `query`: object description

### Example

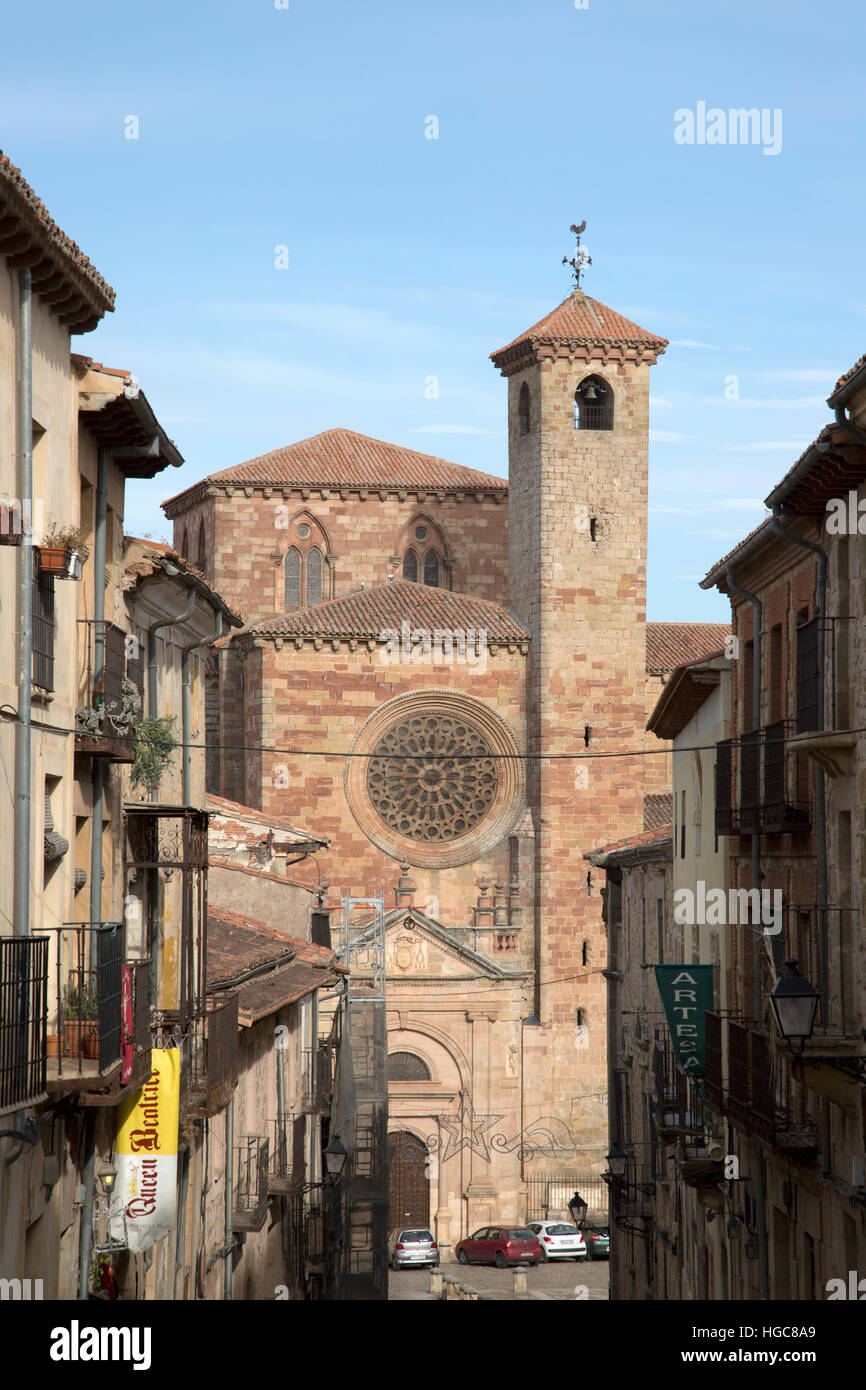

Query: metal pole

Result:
[726,569,762,1021]
[224,1097,234,1300]
[13,268,32,939]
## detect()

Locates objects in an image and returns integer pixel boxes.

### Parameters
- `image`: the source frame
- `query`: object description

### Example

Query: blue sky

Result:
[3,0,864,620]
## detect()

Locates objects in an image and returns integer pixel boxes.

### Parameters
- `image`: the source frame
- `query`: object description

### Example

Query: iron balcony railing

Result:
[187,992,238,1116]
[715,724,811,837]
[233,1135,270,1232]
[718,1017,818,1160]
[0,936,49,1111]
[778,903,852,1036]
[34,923,125,1079]
[611,1165,655,1220]
[268,1116,293,1193]
[652,1039,703,1141]
[302,1040,334,1112]
[76,620,139,760]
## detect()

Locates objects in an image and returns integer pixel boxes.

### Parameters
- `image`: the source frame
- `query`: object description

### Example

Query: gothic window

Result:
[197,520,207,573]
[423,550,440,587]
[403,548,418,582]
[387,1052,431,1081]
[574,375,614,431]
[306,546,323,605]
[284,546,301,606]
[518,381,531,434]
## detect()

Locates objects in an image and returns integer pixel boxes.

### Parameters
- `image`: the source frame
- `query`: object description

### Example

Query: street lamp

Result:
[605,1143,628,1180]
[568,1191,588,1228]
[769,960,820,1047]
[324,1134,347,1180]
[98,1164,117,1198]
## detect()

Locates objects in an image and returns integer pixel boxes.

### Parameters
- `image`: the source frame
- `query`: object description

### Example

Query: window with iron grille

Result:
[33,556,55,691]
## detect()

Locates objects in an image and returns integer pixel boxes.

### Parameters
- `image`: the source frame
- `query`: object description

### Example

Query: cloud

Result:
[670,339,720,350]
[674,574,707,581]
[713,395,827,410]
[757,369,835,384]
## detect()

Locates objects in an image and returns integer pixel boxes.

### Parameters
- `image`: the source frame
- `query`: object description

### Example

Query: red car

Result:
[455,1226,543,1268]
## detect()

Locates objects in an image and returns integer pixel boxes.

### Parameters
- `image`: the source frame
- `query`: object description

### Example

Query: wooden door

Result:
[389,1131,430,1229]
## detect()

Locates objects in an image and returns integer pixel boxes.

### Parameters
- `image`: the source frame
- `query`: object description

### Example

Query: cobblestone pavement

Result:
[389,1256,610,1301]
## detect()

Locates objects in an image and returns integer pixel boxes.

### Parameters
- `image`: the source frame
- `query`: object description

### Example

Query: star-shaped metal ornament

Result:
[434,1092,503,1163]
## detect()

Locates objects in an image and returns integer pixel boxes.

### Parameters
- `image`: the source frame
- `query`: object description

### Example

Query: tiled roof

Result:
[491,290,668,360]
[206,793,324,847]
[207,905,338,987]
[585,823,673,865]
[646,621,731,673]
[0,151,115,332]
[832,350,866,396]
[644,793,673,831]
[234,959,342,1027]
[163,428,507,511]
[248,580,528,642]
[122,537,243,625]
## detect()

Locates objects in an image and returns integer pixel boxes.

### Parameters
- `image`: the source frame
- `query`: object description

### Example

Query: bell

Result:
[583,382,598,401]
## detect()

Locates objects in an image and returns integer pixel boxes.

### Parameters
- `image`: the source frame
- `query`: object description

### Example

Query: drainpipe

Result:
[276,1007,289,1265]
[225,1097,234,1300]
[833,402,866,450]
[769,511,829,1010]
[725,568,762,1023]
[13,268,32,939]
[181,607,223,805]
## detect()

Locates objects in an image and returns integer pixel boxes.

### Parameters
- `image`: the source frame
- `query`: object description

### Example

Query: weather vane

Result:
[563,221,591,289]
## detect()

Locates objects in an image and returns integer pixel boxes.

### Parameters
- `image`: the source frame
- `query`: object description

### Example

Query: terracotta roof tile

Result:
[207,905,338,987]
[247,580,528,642]
[644,793,673,831]
[206,792,323,845]
[163,428,507,511]
[646,621,731,673]
[235,960,341,1026]
[491,290,668,360]
[585,823,673,864]
[0,151,115,331]
[122,536,243,625]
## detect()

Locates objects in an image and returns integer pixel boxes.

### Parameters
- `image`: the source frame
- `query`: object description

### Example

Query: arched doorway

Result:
[388,1131,430,1229]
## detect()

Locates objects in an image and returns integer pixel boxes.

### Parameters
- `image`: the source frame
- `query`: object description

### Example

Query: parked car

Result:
[526,1220,587,1261]
[583,1223,610,1260]
[388,1227,440,1269]
[455,1227,542,1268]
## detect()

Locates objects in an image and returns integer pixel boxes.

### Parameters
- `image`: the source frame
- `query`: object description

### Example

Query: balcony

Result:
[302,1040,334,1113]
[714,723,810,837]
[0,936,49,1114]
[233,1135,270,1232]
[610,1165,655,1220]
[33,923,150,1099]
[718,1016,819,1162]
[75,620,138,762]
[268,1116,295,1194]
[186,992,238,1117]
[652,1039,703,1142]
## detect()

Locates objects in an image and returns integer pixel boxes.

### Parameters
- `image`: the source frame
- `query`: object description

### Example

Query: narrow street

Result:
[389,1259,610,1301]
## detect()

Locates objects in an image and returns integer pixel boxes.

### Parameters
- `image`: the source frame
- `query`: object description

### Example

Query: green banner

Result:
[654,965,714,1075]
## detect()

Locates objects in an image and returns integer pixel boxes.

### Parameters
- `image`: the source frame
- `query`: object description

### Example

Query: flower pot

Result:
[38,546,69,574]
[0,528,22,545]
[63,1020,98,1058]
[46,1034,60,1059]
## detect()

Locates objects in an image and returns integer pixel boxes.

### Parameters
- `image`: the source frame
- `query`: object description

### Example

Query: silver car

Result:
[388,1226,440,1269]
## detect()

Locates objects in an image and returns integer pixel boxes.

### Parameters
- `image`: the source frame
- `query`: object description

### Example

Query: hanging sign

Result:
[109,1048,180,1252]
[120,966,133,1085]
[654,965,714,1075]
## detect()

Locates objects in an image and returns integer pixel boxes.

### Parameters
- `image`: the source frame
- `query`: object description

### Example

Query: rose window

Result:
[366,715,499,842]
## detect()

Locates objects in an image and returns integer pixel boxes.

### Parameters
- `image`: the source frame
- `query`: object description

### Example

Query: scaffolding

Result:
[331,893,388,1301]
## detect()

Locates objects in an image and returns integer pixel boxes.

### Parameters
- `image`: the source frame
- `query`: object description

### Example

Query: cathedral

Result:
[163,279,727,1243]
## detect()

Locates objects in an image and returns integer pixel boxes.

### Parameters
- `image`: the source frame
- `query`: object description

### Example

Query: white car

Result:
[526,1221,587,1261]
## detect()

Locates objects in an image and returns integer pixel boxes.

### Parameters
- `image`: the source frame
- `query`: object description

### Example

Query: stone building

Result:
[163,279,728,1245]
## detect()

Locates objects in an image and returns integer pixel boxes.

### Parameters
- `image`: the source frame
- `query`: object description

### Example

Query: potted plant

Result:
[62,978,99,1059]
[38,523,90,578]
[130,715,178,794]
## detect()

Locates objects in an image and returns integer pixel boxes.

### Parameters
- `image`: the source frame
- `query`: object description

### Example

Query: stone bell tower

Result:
[490,231,668,1154]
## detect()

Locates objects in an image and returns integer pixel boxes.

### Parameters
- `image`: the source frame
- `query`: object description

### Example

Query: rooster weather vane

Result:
[563,220,591,289]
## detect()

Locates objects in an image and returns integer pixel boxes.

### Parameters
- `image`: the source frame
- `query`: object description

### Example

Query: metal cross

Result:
[563,220,591,288]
